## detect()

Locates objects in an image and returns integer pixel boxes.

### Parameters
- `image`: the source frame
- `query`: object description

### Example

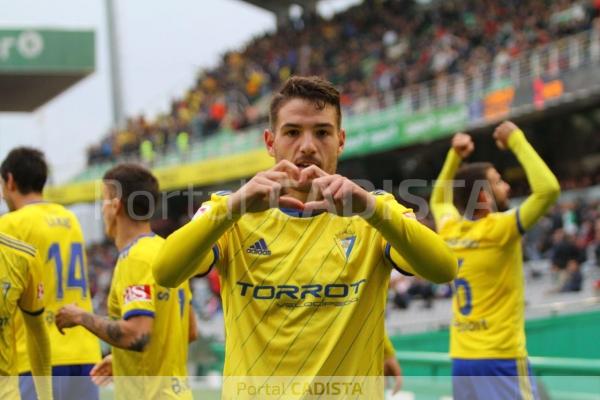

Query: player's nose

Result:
[298,131,317,154]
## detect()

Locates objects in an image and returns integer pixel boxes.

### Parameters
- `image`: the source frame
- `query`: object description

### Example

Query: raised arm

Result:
[366,193,457,283]
[494,122,560,231]
[152,160,304,288]
[430,133,473,229]
[152,195,235,287]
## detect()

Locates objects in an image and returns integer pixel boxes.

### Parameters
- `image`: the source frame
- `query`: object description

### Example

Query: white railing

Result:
[352,27,600,116]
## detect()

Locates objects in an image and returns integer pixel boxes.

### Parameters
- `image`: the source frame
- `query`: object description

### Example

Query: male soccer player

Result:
[153,76,457,398]
[430,122,560,400]
[0,232,51,400]
[55,163,194,400]
[0,147,101,400]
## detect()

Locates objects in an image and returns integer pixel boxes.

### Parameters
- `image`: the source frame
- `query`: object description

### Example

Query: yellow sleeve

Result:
[366,192,457,284]
[508,129,560,232]
[18,255,44,315]
[430,149,462,230]
[152,193,237,287]
[383,334,396,359]
[22,313,52,400]
[118,259,156,320]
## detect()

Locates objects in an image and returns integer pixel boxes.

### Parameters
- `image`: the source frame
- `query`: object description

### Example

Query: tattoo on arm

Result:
[106,322,123,342]
[128,333,150,352]
[79,312,146,350]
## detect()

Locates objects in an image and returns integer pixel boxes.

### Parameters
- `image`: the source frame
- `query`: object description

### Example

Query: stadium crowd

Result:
[86,0,600,165]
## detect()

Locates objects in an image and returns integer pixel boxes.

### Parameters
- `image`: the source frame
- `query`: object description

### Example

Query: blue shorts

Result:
[20,364,99,400]
[452,358,539,400]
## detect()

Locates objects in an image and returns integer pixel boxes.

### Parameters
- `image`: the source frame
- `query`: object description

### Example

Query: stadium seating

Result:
[84,0,598,166]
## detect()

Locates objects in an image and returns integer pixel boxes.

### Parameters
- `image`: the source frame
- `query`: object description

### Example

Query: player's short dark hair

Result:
[103,163,159,220]
[0,147,48,194]
[453,162,494,213]
[269,76,341,130]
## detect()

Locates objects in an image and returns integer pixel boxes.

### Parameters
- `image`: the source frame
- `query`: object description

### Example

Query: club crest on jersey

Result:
[124,285,152,304]
[246,238,271,256]
[339,236,356,259]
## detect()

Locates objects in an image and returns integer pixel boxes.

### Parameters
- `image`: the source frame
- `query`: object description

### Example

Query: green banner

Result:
[401,103,468,142]
[342,103,467,159]
[0,29,94,72]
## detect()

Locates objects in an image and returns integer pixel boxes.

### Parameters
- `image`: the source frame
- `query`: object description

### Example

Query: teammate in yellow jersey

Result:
[153,76,457,399]
[0,232,51,400]
[0,147,101,400]
[55,164,196,400]
[430,121,560,400]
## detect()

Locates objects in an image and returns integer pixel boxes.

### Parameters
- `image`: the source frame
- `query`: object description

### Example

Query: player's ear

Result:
[477,190,493,210]
[6,173,16,191]
[113,197,123,215]
[337,129,346,156]
[264,129,275,158]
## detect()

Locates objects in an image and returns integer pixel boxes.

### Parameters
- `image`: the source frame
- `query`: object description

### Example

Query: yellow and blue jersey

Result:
[0,232,44,376]
[198,192,418,379]
[439,210,527,359]
[0,202,101,373]
[107,234,192,399]
[430,130,560,360]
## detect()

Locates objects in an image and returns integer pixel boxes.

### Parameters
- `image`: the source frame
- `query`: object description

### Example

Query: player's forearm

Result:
[78,312,150,352]
[430,149,461,224]
[508,129,560,230]
[153,198,236,287]
[22,314,52,400]
[367,197,457,283]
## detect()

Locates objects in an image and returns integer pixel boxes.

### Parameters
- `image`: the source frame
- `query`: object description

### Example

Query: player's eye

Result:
[316,129,330,138]
[285,129,300,137]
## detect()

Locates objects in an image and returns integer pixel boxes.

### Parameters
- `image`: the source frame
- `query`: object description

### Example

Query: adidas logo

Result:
[247,238,271,256]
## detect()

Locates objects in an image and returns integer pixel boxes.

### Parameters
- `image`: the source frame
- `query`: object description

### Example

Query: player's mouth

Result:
[295,160,320,170]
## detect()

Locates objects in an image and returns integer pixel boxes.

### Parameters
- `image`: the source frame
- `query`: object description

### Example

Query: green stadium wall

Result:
[390,309,600,359]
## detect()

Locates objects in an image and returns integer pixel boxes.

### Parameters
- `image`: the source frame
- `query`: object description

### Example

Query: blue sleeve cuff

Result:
[197,245,220,278]
[123,309,155,320]
[20,307,44,316]
[385,243,414,276]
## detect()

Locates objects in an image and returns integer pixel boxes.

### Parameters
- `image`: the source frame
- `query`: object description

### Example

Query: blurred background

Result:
[1,0,600,398]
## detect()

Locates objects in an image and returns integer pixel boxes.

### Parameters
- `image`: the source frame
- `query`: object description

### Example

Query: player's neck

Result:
[114,219,153,252]
[12,192,44,210]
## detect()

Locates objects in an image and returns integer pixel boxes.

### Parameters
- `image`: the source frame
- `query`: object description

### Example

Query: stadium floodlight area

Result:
[0,29,95,111]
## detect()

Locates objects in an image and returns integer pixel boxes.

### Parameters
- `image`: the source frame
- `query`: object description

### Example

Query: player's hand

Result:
[493,121,519,150]
[227,160,305,214]
[55,304,84,334]
[90,354,113,387]
[383,355,403,394]
[451,132,474,159]
[300,165,375,216]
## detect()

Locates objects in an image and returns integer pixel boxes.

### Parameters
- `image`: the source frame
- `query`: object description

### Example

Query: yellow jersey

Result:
[441,210,527,358]
[107,233,192,399]
[0,202,101,372]
[154,189,457,397]
[154,189,457,399]
[430,130,560,359]
[0,232,44,376]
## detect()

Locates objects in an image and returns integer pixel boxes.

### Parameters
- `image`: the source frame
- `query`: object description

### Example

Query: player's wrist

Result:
[507,128,525,150]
